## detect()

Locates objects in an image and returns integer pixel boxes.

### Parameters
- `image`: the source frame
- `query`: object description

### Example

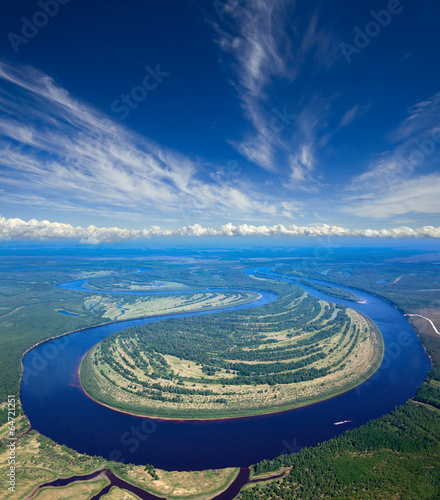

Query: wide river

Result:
[20,267,431,471]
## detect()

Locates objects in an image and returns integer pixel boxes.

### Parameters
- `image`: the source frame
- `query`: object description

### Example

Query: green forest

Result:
[81,278,382,418]
[1,248,439,498]
[239,400,440,499]
[238,257,440,499]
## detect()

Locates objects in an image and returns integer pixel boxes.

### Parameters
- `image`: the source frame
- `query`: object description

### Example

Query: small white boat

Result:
[333,420,352,426]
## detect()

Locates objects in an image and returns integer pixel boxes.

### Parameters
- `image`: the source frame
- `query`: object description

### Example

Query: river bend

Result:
[20,267,430,470]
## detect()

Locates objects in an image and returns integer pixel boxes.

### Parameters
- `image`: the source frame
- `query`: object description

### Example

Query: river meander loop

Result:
[20,267,430,471]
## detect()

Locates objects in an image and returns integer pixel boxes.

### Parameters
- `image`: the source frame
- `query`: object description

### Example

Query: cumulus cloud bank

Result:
[1,216,439,244]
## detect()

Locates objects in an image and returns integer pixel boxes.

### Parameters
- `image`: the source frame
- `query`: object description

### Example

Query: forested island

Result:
[0,247,439,499]
[80,280,383,419]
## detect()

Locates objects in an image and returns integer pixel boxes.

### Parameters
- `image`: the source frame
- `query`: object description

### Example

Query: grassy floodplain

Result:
[32,476,109,500]
[288,278,361,302]
[1,247,438,499]
[235,254,440,499]
[0,413,238,499]
[83,290,260,322]
[80,279,383,419]
[0,257,261,414]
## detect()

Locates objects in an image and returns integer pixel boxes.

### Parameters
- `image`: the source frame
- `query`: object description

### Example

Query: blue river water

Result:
[20,267,431,471]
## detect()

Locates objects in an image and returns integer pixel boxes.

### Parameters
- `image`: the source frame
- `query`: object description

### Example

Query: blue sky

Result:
[0,0,440,242]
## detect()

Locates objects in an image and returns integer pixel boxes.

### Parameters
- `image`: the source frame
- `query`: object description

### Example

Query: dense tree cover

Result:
[277,261,440,316]
[288,278,360,302]
[415,384,440,409]
[79,274,381,420]
[414,368,440,410]
[239,402,440,499]
[0,256,271,407]
[2,250,438,497]
[144,464,159,480]
[235,258,440,499]
[89,286,358,397]
[228,343,322,362]
[0,279,113,404]
[88,259,262,291]
[426,366,440,382]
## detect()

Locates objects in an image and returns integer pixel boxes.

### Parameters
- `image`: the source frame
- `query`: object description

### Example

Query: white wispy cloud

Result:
[1,215,439,243]
[340,104,360,127]
[344,91,440,218]
[214,1,289,101]
[0,61,289,223]
[213,0,292,172]
[283,96,335,192]
[285,145,318,192]
[213,1,337,189]
[343,174,440,218]
[388,92,440,143]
